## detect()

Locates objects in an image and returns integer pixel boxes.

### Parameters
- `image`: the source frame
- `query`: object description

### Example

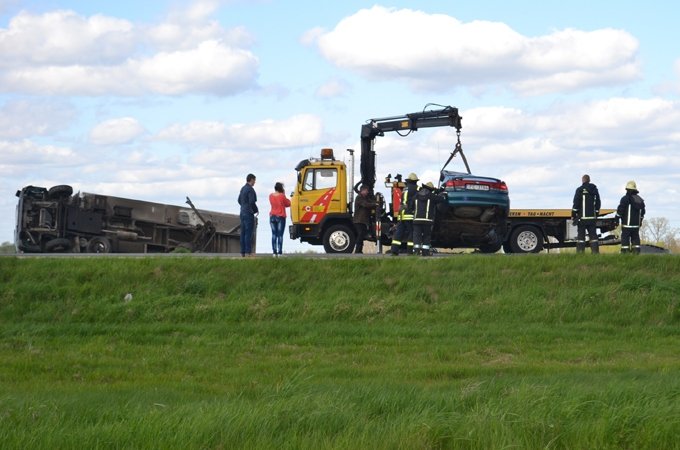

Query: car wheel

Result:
[87,236,112,253]
[509,226,544,253]
[44,237,72,252]
[479,242,502,253]
[47,185,73,199]
[322,224,355,253]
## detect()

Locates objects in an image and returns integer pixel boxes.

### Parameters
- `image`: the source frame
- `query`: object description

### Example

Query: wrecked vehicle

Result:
[15,185,244,254]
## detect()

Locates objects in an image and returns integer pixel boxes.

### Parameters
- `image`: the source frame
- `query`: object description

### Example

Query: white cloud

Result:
[89,117,146,146]
[0,99,75,139]
[157,114,324,149]
[0,9,259,96]
[0,139,77,165]
[0,10,136,66]
[311,6,639,95]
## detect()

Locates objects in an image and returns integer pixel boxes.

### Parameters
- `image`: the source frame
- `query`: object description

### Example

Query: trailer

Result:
[502,208,619,253]
[15,184,244,254]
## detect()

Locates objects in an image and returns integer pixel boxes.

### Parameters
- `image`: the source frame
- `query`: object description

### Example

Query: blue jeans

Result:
[270,215,286,254]
[240,213,255,255]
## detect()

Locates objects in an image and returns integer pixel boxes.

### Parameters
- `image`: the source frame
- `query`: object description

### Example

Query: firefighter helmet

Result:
[423,182,435,190]
[626,180,637,190]
[406,173,419,181]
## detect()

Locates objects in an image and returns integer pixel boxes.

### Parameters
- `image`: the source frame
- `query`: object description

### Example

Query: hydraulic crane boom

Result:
[357,104,462,192]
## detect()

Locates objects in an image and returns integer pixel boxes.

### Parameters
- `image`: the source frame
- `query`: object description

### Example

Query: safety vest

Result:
[398,184,417,221]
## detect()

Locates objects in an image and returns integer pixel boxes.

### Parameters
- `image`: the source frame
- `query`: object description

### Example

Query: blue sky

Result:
[2,0,679,251]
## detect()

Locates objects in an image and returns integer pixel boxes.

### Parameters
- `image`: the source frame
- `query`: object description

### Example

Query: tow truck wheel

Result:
[322,224,355,253]
[87,236,112,254]
[509,225,544,253]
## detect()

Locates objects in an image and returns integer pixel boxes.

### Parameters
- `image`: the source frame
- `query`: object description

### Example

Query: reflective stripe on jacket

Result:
[617,192,645,228]
[572,183,600,220]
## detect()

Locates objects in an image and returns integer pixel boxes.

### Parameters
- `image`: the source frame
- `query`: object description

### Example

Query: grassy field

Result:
[0,254,679,449]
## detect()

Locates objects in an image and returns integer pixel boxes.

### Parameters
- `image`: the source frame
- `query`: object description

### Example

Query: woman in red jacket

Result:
[269,182,291,256]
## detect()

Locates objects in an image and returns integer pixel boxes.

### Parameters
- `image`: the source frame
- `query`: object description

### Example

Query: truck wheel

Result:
[322,224,355,253]
[509,226,544,253]
[47,185,73,199]
[44,238,72,252]
[87,236,112,253]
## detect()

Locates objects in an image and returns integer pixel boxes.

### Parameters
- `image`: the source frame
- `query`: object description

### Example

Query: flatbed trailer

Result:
[503,208,619,253]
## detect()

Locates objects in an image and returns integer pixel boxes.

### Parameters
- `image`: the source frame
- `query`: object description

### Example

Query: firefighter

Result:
[390,172,419,255]
[617,180,646,254]
[571,174,601,254]
[353,185,376,254]
[410,182,446,256]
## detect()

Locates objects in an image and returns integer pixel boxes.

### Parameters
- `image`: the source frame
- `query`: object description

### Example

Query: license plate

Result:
[465,184,489,191]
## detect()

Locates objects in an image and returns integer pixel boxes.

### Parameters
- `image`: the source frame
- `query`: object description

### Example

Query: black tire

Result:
[44,237,72,252]
[322,224,355,253]
[479,242,502,253]
[47,185,73,199]
[509,225,544,253]
[87,236,112,253]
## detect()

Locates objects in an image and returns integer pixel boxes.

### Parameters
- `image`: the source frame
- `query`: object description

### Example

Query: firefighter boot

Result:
[633,246,641,255]
[590,241,600,254]
[576,242,585,253]
[390,244,400,256]
[620,246,629,254]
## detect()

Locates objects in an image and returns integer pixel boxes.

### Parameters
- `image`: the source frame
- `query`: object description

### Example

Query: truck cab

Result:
[289,149,357,252]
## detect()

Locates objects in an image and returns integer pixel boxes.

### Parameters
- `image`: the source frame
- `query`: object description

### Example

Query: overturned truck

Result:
[15,185,243,254]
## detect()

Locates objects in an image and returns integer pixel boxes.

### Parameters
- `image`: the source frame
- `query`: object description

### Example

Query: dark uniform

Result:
[390,173,419,255]
[409,182,445,256]
[617,181,645,254]
[353,186,376,254]
[572,175,601,254]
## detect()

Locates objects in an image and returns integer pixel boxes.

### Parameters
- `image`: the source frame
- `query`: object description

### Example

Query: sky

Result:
[2,0,679,252]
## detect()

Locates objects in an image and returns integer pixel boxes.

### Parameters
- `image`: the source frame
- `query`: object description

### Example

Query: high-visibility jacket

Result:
[617,192,645,228]
[410,187,445,223]
[398,181,418,221]
[572,182,601,220]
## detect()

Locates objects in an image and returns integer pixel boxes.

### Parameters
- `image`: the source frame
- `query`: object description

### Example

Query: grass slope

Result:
[1,255,679,449]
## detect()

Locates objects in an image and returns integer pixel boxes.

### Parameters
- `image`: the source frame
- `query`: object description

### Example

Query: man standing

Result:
[353,185,376,254]
[617,180,646,254]
[238,173,258,257]
[390,172,419,255]
[572,174,601,254]
[410,182,446,256]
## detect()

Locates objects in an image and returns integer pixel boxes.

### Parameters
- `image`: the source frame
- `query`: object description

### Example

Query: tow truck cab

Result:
[289,149,357,252]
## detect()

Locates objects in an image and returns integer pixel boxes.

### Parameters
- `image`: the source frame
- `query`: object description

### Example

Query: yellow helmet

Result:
[406,172,419,181]
[626,180,637,190]
[424,182,435,189]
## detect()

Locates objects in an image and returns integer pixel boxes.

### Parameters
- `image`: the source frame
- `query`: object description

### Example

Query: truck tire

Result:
[44,238,72,252]
[508,225,544,253]
[87,236,112,254]
[322,224,355,254]
[47,185,73,199]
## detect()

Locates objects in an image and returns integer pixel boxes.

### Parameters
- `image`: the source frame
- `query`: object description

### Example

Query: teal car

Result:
[432,170,510,253]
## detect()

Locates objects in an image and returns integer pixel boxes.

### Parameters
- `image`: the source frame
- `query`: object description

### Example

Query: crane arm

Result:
[357,104,462,192]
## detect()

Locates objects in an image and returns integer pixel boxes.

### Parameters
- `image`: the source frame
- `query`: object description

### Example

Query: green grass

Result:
[1,255,679,449]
